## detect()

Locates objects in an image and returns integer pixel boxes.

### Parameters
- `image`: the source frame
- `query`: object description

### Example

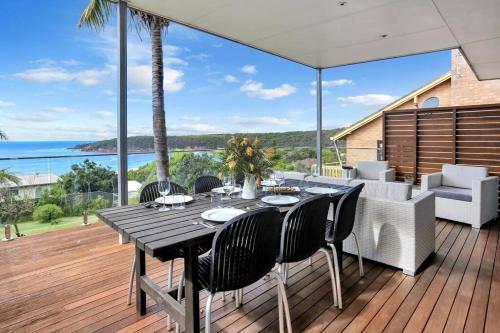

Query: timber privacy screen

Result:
[383,104,500,210]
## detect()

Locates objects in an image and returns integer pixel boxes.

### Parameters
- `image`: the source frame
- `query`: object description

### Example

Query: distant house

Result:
[332,49,500,166]
[2,173,60,199]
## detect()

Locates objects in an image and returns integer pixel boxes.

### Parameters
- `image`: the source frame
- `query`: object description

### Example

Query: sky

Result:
[0,0,451,142]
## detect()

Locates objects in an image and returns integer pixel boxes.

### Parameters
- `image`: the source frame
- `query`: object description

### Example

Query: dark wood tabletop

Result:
[97,180,350,259]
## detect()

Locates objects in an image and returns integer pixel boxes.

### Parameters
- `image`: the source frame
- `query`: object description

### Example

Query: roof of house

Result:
[332,71,452,141]
[2,173,61,188]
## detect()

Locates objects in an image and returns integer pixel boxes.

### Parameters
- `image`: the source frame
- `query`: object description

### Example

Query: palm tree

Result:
[79,0,170,180]
[0,129,7,140]
[0,169,20,186]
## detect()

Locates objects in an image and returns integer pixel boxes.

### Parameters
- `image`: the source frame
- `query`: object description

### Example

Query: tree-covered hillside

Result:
[73,129,343,152]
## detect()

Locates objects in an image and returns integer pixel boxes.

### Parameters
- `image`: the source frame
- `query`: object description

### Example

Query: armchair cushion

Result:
[442,164,488,189]
[430,186,472,202]
[350,179,411,202]
[356,161,390,180]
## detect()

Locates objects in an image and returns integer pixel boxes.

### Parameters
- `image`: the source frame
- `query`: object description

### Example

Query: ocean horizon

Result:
[0,141,156,176]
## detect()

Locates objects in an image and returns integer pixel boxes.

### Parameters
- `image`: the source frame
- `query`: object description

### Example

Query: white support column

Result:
[117,0,129,244]
[316,68,323,175]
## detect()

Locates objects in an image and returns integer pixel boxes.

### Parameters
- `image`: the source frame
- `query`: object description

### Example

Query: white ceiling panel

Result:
[128,0,500,80]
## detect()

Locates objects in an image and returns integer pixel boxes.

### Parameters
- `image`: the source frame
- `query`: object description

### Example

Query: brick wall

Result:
[451,49,500,105]
[345,117,381,165]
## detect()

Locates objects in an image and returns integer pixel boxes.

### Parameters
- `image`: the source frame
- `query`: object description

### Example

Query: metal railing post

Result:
[316,68,323,175]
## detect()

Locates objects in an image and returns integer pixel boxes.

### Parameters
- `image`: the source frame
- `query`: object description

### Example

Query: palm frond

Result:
[78,0,114,30]
[0,169,20,185]
[0,130,7,140]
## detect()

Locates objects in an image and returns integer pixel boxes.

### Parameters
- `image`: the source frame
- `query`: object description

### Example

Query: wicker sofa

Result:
[312,176,436,276]
[421,164,498,229]
[341,160,396,182]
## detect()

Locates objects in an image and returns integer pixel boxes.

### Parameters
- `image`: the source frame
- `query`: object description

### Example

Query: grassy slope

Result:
[13,215,99,237]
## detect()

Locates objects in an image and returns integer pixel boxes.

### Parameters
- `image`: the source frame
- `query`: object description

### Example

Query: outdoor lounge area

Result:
[2,0,500,332]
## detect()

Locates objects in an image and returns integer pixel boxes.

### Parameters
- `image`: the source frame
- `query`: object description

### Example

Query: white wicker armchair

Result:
[343,180,435,276]
[341,161,395,182]
[421,164,498,229]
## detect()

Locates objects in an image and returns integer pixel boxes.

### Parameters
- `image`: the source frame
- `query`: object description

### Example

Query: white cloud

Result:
[96,111,114,118]
[0,100,15,109]
[128,65,185,94]
[14,66,109,86]
[178,116,202,122]
[45,106,74,113]
[309,79,353,95]
[5,112,56,122]
[169,123,223,134]
[241,65,257,74]
[228,116,291,126]
[240,80,297,100]
[187,53,210,61]
[15,67,72,83]
[224,74,239,83]
[164,57,188,66]
[337,94,399,107]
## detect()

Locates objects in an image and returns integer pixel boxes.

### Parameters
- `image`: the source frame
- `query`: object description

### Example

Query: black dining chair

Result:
[177,207,290,333]
[324,183,364,309]
[139,180,187,203]
[193,175,222,194]
[276,194,339,322]
[128,180,190,330]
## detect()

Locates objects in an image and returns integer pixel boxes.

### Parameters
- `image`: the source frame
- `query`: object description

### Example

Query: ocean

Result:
[0,141,156,176]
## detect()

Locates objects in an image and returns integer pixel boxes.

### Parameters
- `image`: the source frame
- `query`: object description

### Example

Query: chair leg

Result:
[175,270,185,333]
[235,288,244,308]
[205,293,214,333]
[221,292,226,302]
[308,257,313,266]
[352,232,364,277]
[270,271,292,333]
[166,260,174,330]
[318,249,338,307]
[329,244,343,309]
[282,263,289,285]
[127,255,136,305]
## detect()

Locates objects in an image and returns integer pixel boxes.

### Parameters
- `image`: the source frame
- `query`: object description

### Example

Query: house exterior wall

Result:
[451,49,500,105]
[342,49,500,165]
[345,117,382,165]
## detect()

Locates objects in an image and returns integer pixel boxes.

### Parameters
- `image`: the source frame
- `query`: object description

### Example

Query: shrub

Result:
[88,195,110,213]
[33,204,63,224]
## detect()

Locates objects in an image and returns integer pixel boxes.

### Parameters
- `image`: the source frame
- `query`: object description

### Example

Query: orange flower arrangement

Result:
[220,135,271,178]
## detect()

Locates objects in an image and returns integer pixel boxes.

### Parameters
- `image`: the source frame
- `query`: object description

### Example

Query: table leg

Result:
[184,246,200,333]
[135,246,146,315]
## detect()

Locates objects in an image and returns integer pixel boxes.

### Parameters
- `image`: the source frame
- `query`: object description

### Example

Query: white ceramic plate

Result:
[211,187,242,194]
[201,208,246,223]
[261,180,277,187]
[261,195,299,206]
[155,195,194,205]
[305,187,340,195]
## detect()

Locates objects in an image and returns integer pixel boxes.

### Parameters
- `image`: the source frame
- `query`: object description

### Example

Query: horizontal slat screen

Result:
[383,104,500,213]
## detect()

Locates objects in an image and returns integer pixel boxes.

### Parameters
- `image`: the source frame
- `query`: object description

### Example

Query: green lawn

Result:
[13,215,100,237]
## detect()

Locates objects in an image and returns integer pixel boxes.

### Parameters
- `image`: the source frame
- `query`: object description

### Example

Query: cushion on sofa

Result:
[350,179,411,202]
[430,186,472,202]
[442,164,488,189]
[356,161,389,180]
[305,176,350,186]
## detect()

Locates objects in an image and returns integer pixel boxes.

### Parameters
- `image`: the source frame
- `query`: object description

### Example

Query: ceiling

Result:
[127,0,500,80]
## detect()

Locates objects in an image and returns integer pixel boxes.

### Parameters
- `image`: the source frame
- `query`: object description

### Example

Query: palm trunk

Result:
[150,23,169,180]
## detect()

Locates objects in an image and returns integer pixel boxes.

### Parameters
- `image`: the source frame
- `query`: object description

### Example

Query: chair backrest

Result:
[442,164,488,189]
[208,207,282,293]
[328,183,364,242]
[139,181,187,203]
[356,161,389,180]
[194,176,222,194]
[277,194,331,264]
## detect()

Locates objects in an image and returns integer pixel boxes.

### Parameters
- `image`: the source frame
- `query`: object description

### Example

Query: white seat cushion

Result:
[442,164,488,189]
[356,161,389,180]
[351,179,412,202]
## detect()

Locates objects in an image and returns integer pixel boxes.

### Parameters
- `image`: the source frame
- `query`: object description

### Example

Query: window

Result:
[377,140,383,161]
[422,96,439,108]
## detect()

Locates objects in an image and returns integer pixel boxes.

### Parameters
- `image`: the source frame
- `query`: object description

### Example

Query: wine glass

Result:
[274,171,284,195]
[298,179,308,197]
[222,176,234,201]
[158,178,171,212]
[311,165,320,178]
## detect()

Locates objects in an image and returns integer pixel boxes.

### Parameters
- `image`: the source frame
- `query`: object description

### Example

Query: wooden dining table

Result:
[96,179,350,333]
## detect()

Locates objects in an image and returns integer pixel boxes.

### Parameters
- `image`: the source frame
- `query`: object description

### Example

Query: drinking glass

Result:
[172,193,186,210]
[298,179,308,197]
[158,178,171,212]
[233,184,242,199]
[274,171,284,195]
[222,176,234,201]
[311,165,320,178]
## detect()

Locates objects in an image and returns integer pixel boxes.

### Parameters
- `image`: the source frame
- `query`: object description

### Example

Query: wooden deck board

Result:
[0,219,498,333]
